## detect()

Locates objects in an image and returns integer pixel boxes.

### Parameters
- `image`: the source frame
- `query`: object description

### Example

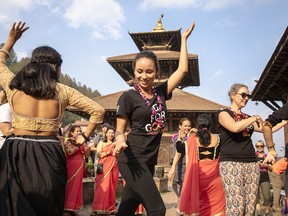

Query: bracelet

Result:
[0,49,10,58]
[0,57,6,64]
[81,133,89,142]
[266,143,275,148]
[263,121,273,129]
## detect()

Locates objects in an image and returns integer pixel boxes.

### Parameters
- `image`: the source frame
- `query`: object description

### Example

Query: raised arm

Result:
[167,21,195,94]
[0,22,29,58]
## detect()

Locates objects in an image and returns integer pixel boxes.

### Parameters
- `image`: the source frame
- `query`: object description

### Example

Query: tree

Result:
[0,43,18,66]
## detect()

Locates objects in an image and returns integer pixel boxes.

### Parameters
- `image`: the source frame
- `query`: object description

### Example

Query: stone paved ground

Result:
[77,179,178,216]
[76,179,283,216]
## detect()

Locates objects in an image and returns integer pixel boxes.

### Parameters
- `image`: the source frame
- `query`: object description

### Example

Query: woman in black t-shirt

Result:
[217,83,263,215]
[113,21,195,216]
[217,83,286,215]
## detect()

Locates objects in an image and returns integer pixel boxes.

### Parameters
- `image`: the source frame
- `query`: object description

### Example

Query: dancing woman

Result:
[113,21,195,216]
[0,22,105,216]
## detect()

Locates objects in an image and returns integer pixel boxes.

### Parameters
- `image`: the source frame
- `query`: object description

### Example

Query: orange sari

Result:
[177,135,225,216]
[92,143,119,214]
[64,144,86,211]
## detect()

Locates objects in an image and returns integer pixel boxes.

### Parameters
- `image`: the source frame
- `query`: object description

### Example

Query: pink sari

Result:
[92,143,119,214]
[64,144,86,211]
[177,134,225,216]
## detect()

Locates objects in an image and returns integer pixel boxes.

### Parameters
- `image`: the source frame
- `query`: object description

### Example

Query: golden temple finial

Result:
[153,13,165,32]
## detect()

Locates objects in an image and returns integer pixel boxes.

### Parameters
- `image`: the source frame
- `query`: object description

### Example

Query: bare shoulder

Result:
[210,133,220,147]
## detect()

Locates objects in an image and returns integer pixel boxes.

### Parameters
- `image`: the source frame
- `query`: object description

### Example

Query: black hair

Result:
[103,126,115,142]
[196,114,213,147]
[68,126,81,138]
[9,46,62,99]
[178,117,191,126]
[132,50,160,73]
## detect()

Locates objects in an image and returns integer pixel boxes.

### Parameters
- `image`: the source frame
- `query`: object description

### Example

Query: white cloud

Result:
[0,0,32,24]
[0,0,53,25]
[202,0,244,11]
[139,0,246,11]
[64,0,125,39]
[51,6,62,15]
[210,69,224,79]
[139,0,199,10]
[92,31,107,40]
[33,0,53,6]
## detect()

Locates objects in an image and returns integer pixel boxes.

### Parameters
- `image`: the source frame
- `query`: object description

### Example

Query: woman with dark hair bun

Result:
[0,22,105,216]
[177,114,225,216]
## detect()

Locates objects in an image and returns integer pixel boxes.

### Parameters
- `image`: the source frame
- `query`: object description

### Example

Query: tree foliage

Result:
[0,45,102,126]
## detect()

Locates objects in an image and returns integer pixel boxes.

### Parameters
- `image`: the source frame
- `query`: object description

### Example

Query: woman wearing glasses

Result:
[255,140,271,216]
[217,83,283,215]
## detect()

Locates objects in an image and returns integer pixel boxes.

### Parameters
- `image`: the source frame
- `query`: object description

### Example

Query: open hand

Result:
[167,169,175,180]
[263,150,278,165]
[112,140,128,156]
[8,22,29,43]
[182,21,195,40]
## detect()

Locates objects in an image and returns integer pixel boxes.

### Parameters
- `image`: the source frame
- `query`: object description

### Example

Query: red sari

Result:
[177,135,225,216]
[64,140,86,211]
[123,179,145,215]
[92,143,119,214]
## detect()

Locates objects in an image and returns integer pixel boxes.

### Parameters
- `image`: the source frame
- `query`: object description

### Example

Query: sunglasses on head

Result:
[256,145,264,148]
[237,92,252,99]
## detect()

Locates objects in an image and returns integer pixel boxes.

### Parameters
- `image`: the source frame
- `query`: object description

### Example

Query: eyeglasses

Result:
[256,145,264,148]
[237,92,252,99]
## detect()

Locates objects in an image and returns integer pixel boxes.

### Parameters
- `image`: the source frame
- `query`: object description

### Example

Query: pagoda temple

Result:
[106,15,199,89]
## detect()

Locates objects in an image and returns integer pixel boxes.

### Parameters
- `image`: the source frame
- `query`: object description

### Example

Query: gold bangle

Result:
[0,49,10,57]
[0,57,6,64]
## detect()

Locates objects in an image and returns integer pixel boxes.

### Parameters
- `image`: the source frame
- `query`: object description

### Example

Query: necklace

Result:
[227,106,248,121]
[134,83,165,128]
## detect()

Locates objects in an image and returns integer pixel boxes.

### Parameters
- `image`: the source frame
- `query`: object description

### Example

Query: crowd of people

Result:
[1,20,288,216]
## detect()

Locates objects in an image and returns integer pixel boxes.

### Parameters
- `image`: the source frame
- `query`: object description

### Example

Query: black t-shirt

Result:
[217,108,257,162]
[257,155,270,183]
[266,101,288,127]
[116,82,171,165]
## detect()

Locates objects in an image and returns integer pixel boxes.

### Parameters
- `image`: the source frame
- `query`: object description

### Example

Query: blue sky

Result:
[0,0,287,155]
